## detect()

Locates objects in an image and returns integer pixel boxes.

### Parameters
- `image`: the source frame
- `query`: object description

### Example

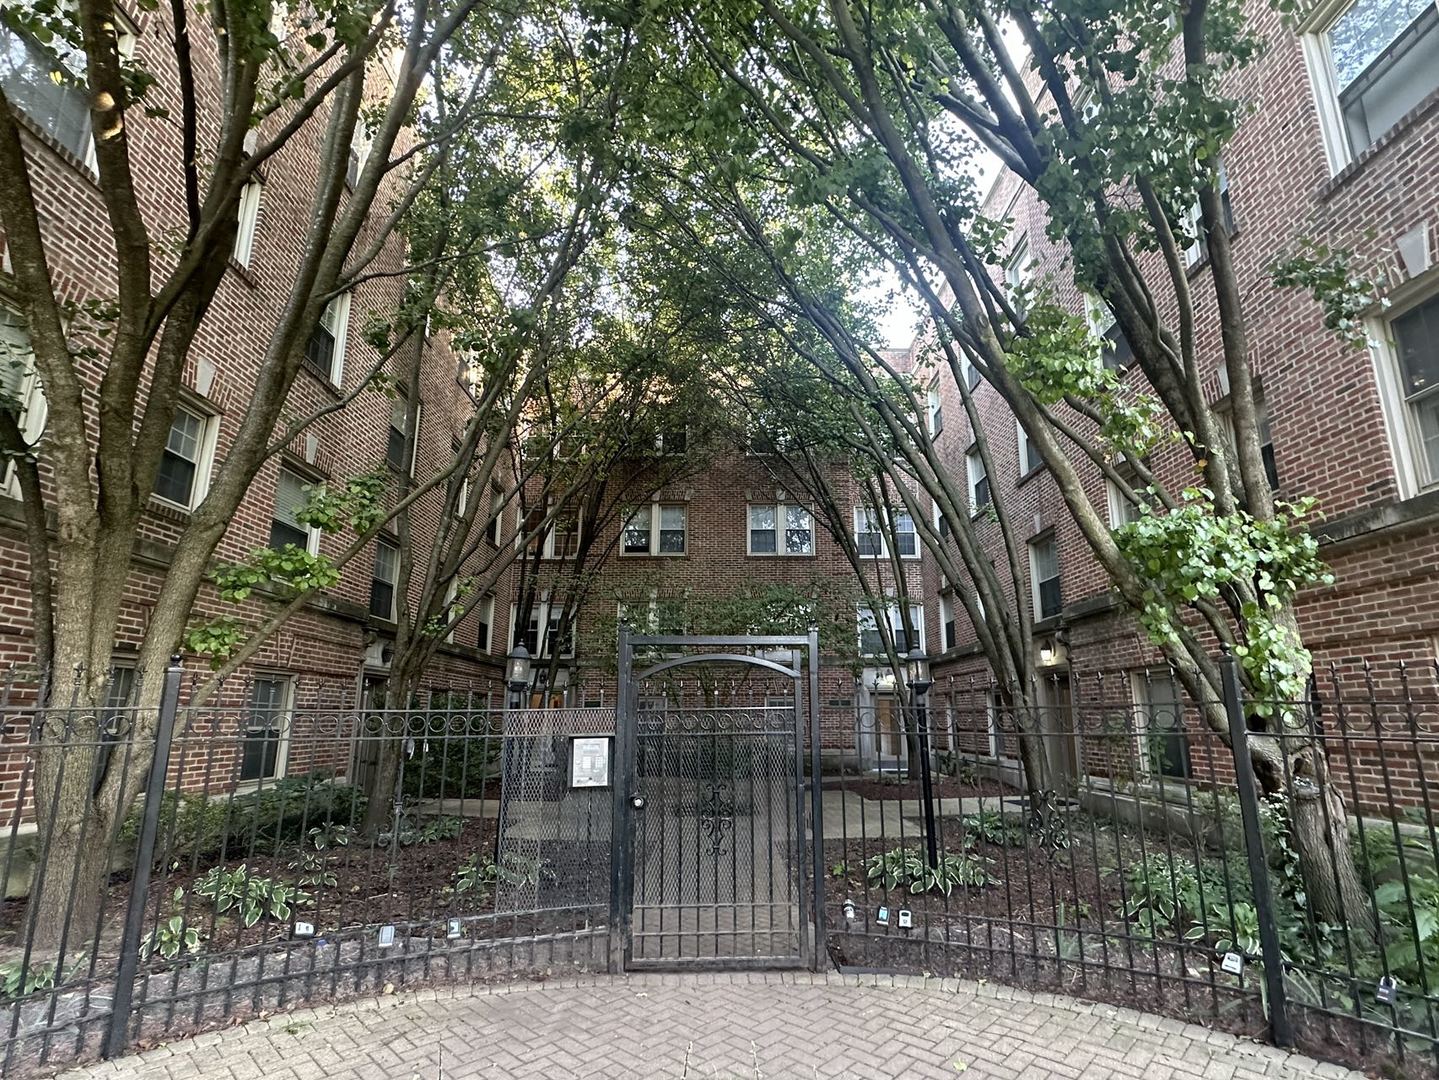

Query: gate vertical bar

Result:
[104,655,183,1060]
[808,628,824,972]
[608,625,635,973]
[1220,650,1293,1048]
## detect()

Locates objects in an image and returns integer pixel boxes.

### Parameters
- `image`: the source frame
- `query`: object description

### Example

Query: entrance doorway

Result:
[610,631,821,971]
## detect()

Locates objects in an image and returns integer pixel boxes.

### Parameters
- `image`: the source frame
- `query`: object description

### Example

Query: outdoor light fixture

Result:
[1039,640,1055,664]
[904,649,933,696]
[506,644,532,691]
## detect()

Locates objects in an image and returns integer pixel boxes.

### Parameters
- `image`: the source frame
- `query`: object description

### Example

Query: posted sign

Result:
[569,735,612,789]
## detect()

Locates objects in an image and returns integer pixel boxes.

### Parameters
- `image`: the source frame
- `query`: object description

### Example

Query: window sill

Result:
[227,258,258,287]
[10,112,99,187]
[618,552,687,558]
[1015,464,1047,488]
[746,552,816,559]
[147,495,194,522]
[1320,86,1439,200]
[298,364,344,397]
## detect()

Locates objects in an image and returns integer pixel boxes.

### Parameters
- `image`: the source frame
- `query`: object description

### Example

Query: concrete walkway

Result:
[61,973,1361,1080]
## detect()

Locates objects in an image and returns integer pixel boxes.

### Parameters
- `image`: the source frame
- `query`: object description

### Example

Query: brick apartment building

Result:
[4,0,1435,799]
[909,0,1439,785]
[0,6,512,785]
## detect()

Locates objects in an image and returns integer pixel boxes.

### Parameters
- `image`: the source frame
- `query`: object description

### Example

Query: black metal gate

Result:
[608,630,822,971]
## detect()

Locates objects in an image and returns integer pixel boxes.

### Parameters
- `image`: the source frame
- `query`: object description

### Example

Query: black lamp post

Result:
[506,644,531,712]
[905,649,938,869]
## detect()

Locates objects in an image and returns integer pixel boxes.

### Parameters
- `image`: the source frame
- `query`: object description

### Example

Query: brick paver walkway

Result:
[63,973,1362,1080]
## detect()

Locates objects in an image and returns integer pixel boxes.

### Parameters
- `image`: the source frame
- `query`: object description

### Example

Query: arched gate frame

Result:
[607,628,823,972]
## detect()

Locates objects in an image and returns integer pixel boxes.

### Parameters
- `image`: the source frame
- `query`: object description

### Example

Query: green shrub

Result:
[194,865,308,927]
[140,887,205,961]
[963,809,1029,848]
[379,813,463,847]
[0,953,87,1002]
[865,846,991,895]
[122,772,366,863]
[452,852,545,898]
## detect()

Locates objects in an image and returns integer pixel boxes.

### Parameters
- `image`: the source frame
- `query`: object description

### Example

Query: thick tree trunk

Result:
[1282,749,1376,941]
[29,738,118,952]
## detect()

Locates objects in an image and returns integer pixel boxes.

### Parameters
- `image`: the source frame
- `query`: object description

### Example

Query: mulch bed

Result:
[821,832,1435,1080]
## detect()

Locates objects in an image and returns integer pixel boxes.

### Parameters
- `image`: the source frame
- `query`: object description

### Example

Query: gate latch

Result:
[630,795,647,810]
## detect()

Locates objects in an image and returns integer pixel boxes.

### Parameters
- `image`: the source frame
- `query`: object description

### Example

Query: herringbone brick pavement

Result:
[60,973,1362,1079]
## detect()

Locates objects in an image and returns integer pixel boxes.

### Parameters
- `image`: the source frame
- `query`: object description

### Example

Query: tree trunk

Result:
[362,738,404,837]
[29,740,118,953]
[1282,748,1376,941]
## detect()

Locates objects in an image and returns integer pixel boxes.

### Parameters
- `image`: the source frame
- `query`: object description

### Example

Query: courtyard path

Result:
[59,972,1361,1080]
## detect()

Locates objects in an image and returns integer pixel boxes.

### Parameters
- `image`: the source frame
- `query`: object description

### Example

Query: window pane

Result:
[155,452,197,506]
[1329,0,1431,88]
[658,505,686,553]
[623,506,652,553]
[785,506,813,554]
[269,520,309,550]
[167,410,203,462]
[0,26,92,159]
[305,324,335,380]
[1415,393,1439,484]
[1332,0,1438,150]
[374,541,398,582]
[1395,296,1439,400]
[241,677,286,782]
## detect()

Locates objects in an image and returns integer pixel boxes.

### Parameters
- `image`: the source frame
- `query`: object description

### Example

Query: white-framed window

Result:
[442,580,460,643]
[1004,234,1034,313]
[940,592,957,651]
[1374,290,1439,494]
[622,503,686,556]
[927,378,943,437]
[476,593,494,653]
[1106,462,1148,528]
[1085,293,1134,371]
[1183,160,1236,267]
[486,483,503,545]
[1215,393,1281,491]
[1133,669,1190,779]
[962,355,981,391]
[456,475,470,519]
[544,504,581,559]
[386,395,419,474]
[0,10,135,167]
[1302,0,1439,173]
[305,292,350,386]
[1016,419,1039,476]
[1029,533,1062,620]
[269,464,320,554]
[985,690,1004,759]
[153,403,218,511]
[858,601,924,656]
[0,305,48,499]
[966,448,990,513]
[510,598,576,658]
[932,499,951,540]
[241,674,292,784]
[346,119,371,189]
[233,179,264,267]
[852,506,918,558]
[370,537,399,621]
[748,503,814,555]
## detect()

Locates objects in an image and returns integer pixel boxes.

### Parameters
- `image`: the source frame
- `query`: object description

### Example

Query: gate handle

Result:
[630,795,647,810]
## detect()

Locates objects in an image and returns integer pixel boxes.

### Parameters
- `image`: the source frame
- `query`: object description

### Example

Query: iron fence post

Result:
[807,628,824,972]
[915,694,939,869]
[1220,650,1294,1049]
[103,655,183,1060]
[607,626,634,974]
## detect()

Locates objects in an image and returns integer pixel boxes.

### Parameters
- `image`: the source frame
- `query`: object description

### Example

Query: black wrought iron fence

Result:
[0,661,613,1078]
[819,653,1439,1079]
